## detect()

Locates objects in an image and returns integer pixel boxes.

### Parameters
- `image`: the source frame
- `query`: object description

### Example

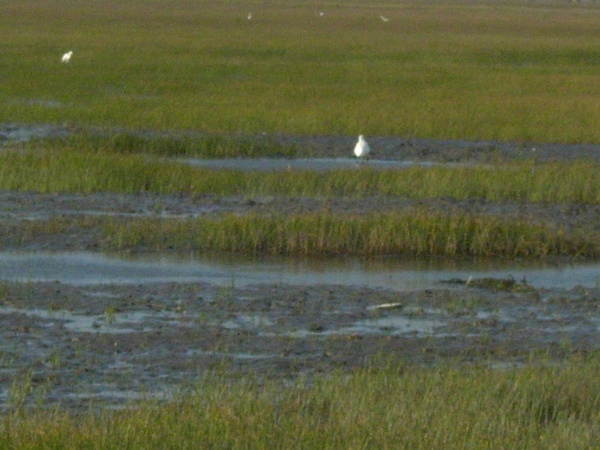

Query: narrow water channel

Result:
[0,251,597,290]
[179,158,469,171]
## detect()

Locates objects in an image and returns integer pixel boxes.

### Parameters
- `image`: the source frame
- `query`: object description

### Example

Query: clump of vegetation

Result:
[468,276,534,292]
[445,276,534,292]
[2,357,600,447]
[3,211,595,258]
[101,212,596,257]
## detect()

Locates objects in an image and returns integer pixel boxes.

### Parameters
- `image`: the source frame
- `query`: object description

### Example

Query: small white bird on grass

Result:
[61,51,73,63]
[248,12,252,20]
[353,135,371,159]
[380,15,389,22]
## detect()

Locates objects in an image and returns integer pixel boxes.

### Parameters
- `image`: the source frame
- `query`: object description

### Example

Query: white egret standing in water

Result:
[353,135,371,159]
[61,51,73,63]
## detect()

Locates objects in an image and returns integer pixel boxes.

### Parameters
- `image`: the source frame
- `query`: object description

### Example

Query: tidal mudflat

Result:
[1,125,599,411]
[1,269,599,411]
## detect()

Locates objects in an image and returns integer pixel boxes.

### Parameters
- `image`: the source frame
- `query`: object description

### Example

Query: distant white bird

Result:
[61,51,73,63]
[248,12,252,20]
[353,135,371,159]
[380,15,389,22]
[319,12,324,16]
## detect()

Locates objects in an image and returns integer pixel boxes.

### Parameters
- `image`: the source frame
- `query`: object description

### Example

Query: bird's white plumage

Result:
[353,135,370,159]
[247,12,252,20]
[380,15,389,22]
[61,51,73,63]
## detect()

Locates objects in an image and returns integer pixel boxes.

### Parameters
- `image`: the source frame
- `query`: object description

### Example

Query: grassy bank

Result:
[4,358,600,448]
[102,212,594,257]
[2,0,600,142]
[2,150,600,203]
[6,211,595,257]
[31,133,302,158]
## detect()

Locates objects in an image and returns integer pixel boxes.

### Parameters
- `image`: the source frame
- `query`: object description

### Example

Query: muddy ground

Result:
[0,123,599,411]
[4,122,600,163]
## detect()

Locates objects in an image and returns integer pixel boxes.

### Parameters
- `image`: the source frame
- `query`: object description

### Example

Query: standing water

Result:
[0,251,597,290]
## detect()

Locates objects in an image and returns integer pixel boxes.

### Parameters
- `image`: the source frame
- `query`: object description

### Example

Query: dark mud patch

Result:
[266,133,600,163]
[3,122,600,163]
[0,279,599,411]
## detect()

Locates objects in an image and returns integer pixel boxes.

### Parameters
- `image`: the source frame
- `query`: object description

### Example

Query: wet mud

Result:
[4,122,600,163]
[1,279,599,411]
[0,123,599,411]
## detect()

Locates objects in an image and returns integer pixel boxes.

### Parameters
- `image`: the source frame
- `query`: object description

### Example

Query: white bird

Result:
[61,51,73,63]
[248,12,252,20]
[319,12,324,16]
[380,15,389,22]
[353,135,371,159]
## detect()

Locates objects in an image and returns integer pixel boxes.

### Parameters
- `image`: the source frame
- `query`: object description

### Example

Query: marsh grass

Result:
[2,149,600,204]
[2,0,600,142]
[6,209,594,257]
[3,357,600,448]
[101,212,594,257]
[31,132,301,158]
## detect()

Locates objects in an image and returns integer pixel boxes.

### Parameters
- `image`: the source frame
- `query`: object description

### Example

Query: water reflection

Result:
[0,251,597,290]
[180,157,446,171]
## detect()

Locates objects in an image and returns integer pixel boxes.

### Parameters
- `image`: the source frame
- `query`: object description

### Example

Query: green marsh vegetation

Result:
[3,0,600,257]
[32,133,301,158]
[3,149,600,204]
[101,212,595,257]
[2,0,600,142]
[2,148,600,257]
[3,358,600,447]
[3,0,600,438]
[5,207,596,257]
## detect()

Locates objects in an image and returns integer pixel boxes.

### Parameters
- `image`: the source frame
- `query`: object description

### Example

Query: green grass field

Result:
[2,0,600,142]
[3,148,600,204]
[3,357,600,448]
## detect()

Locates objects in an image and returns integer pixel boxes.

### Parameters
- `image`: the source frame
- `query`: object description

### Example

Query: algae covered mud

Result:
[0,124,599,411]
